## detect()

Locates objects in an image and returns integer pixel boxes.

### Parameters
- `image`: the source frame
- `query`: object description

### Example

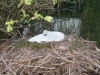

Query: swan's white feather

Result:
[28,30,65,43]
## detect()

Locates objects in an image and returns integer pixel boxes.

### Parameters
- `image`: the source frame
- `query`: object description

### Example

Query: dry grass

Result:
[0,35,100,75]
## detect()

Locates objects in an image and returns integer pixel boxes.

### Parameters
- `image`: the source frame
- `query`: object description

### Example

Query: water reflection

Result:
[52,18,82,35]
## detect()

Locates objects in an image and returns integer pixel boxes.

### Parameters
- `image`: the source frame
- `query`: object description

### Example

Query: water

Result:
[52,18,82,35]
[30,18,82,35]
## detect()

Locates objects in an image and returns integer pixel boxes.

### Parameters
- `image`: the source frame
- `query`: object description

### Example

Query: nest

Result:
[0,35,100,75]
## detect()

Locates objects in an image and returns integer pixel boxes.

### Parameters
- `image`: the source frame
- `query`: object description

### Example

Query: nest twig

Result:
[0,35,100,75]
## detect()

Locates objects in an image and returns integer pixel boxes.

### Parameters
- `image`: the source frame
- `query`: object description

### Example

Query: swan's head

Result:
[43,30,48,36]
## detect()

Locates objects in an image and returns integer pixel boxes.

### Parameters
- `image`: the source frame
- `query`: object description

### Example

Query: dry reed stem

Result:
[1,57,17,75]
[0,35,100,75]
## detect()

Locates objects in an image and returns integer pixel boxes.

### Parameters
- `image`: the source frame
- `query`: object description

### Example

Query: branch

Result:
[1,57,17,75]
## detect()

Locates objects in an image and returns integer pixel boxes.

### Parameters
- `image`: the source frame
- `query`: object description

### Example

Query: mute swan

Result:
[28,30,65,43]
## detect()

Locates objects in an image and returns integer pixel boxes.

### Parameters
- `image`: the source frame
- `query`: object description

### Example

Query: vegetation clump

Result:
[15,39,52,49]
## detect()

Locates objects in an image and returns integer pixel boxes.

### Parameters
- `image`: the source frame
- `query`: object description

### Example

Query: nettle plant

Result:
[5,0,58,32]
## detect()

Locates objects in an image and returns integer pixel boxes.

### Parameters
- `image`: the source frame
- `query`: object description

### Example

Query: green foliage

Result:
[21,9,29,17]
[81,0,100,46]
[34,12,44,20]
[75,37,82,47]
[16,40,27,48]
[5,0,57,32]
[53,0,58,5]
[69,44,74,50]
[44,16,53,22]
[15,39,52,49]
[18,0,34,7]
[30,42,52,50]
[23,0,33,5]
[69,37,82,50]
[33,12,53,22]
[5,20,18,32]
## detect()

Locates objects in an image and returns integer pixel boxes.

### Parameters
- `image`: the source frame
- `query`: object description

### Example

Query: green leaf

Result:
[18,0,24,8]
[24,0,33,5]
[5,20,18,32]
[7,25,13,32]
[44,16,53,22]
[21,9,29,17]
[18,0,33,6]
[38,14,44,19]
[53,0,57,5]
[34,12,44,20]
[18,2,22,8]
[5,20,18,25]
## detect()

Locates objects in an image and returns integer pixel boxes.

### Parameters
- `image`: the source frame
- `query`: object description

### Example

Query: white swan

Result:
[28,30,65,43]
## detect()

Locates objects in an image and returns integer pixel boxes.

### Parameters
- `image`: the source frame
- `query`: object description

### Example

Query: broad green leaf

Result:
[44,16,53,22]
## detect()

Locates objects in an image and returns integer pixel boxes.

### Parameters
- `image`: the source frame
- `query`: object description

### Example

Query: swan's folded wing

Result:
[28,34,49,43]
